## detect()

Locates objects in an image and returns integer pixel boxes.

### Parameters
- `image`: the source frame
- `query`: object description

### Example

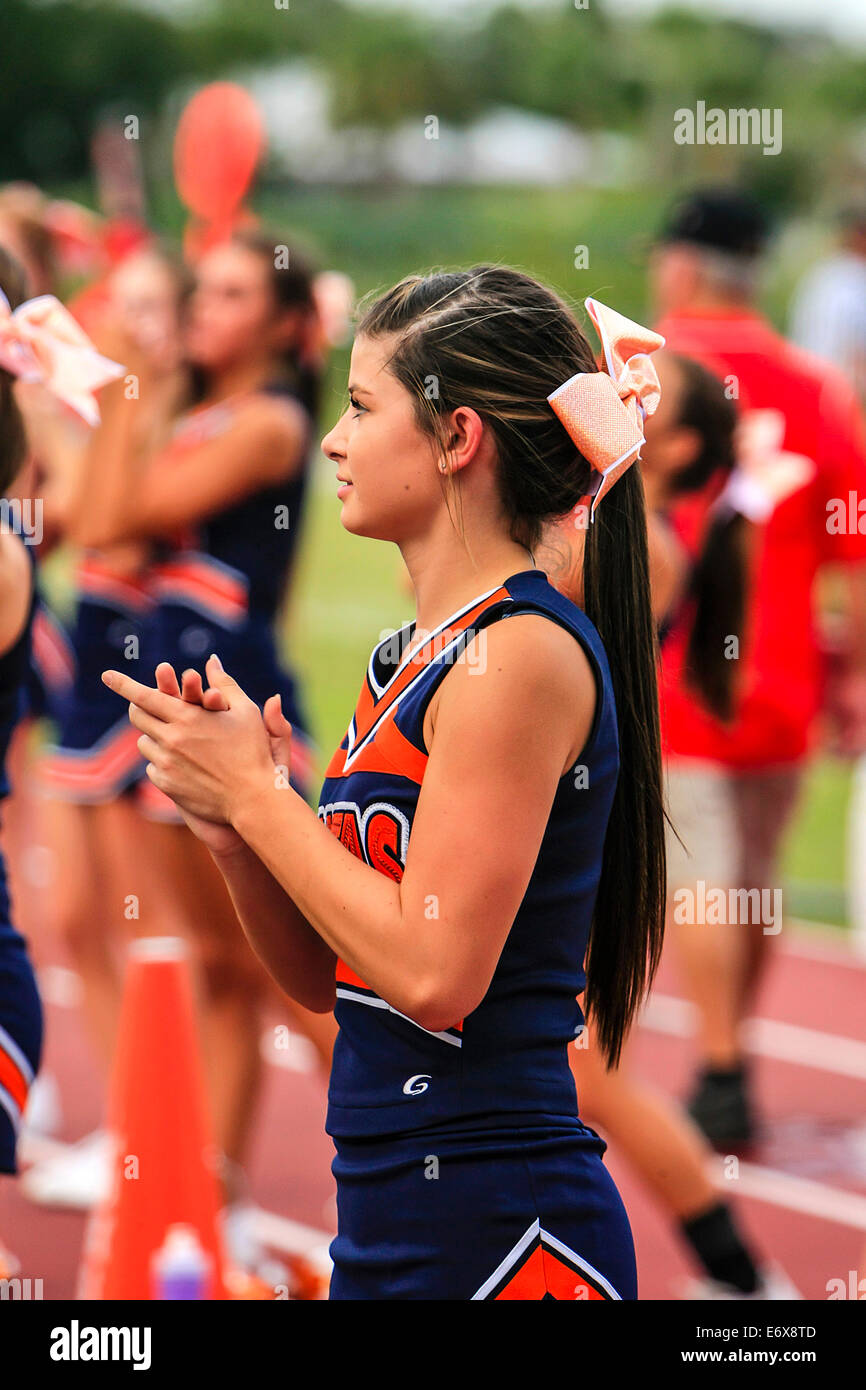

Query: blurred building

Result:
[239,62,635,187]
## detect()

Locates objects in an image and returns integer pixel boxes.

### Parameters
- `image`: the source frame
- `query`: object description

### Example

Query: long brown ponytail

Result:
[358,265,666,1066]
[666,353,744,722]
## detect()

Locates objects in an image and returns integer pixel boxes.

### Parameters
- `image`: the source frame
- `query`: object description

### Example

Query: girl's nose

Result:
[321,415,347,462]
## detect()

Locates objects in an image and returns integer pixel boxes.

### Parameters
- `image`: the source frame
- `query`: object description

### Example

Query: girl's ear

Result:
[668,424,703,475]
[447,405,485,472]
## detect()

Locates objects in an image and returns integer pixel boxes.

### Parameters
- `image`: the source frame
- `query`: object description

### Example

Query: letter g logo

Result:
[402,1074,431,1096]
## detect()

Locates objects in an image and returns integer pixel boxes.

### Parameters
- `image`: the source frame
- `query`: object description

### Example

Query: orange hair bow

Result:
[0,291,124,427]
[547,296,665,518]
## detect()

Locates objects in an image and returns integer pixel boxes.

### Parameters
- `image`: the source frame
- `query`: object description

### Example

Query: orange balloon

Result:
[173,83,265,223]
[182,206,261,266]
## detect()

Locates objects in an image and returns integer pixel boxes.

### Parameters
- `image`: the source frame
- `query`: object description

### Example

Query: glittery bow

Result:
[0,291,124,427]
[547,296,665,518]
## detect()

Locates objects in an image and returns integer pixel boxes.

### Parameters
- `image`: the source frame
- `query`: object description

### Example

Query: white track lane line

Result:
[15,1134,335,1270]
[641,993,866,1080]
[781,922,866,969]
[20,1132,866,1239]
[29,952,866,1242]
[717,1159,866,1232]
[36,960,866,1081]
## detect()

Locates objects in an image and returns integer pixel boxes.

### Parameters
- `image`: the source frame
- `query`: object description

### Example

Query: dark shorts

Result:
[40,580,151,804]
[328,1116,637,1300]
[42,577,315,813]
[23,593,76,726]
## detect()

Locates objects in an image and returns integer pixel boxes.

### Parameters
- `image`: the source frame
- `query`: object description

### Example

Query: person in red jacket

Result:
[651,188,866,1144]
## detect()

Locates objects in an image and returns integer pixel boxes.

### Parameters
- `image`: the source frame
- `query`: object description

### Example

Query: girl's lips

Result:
[336,482,353,498]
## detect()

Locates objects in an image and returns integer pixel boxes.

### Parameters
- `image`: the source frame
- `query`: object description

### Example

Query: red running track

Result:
[1,926,864,1301]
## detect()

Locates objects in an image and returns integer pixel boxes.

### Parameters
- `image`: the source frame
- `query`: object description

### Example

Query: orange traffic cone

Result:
[77,937,229,1299]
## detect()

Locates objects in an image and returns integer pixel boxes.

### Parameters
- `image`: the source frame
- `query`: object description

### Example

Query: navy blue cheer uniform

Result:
[23,585,76,726]
[0,539,44,1172]
[318,568,637,1300]
[40,552,152,802]
[131,383,316,820]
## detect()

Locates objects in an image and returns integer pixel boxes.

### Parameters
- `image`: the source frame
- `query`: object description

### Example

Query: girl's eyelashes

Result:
[348,393,367,417]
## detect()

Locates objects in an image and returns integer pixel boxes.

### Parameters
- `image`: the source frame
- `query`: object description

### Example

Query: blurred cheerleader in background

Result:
[32,229,339,1277]
[0,241,123,1274]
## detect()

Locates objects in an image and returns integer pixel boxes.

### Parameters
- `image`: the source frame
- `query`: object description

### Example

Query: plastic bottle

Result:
[151,1223,213,1300]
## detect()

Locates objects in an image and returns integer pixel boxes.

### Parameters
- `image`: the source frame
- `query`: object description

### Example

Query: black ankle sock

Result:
[681,1200,760,1293]
[702,1063,746,1083]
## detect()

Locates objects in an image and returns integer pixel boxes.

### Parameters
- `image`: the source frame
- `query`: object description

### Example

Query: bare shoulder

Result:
[233,393,309,481]
[472,610,593,692]
[238,393,308,443]
[428,609,596,772]
[0,532,33,658]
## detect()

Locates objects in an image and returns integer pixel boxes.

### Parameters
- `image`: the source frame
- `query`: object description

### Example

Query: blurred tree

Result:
[0,0,189,179]
[0,0,864,205]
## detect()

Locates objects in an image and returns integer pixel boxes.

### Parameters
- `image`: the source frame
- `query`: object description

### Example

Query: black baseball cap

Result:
[658,188,770,257]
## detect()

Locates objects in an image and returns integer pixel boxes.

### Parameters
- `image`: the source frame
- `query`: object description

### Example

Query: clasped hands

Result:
[101,655,295,848]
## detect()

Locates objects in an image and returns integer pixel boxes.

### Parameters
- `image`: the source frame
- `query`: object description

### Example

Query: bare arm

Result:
[0,532,32,656]
[229,616,594,1030]
[67,363,308,549]
[150,663,337,1014]
[111,617,594,1028]
[209,838,337,1014]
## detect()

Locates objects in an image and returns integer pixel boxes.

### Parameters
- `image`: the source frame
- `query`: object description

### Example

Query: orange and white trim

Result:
[471,1219,623,1300]
[148,552,249,628]
[39,722,144,802]
[0,1023,35,1143]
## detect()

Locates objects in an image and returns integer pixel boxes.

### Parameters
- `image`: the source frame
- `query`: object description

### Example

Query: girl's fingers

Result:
[202,686,230,711]
[155,662,182,698]
[180,668,205,704]
[128,702,171,741]
[102,670,178,721]
[263,693,292,737]
[135,733,163,765]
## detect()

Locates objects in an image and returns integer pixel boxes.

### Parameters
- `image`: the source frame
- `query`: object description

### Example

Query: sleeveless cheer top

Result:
[318,568,619,1139]
[150,381,312,629]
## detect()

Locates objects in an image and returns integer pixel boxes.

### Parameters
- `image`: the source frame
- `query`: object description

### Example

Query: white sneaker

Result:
[219,1202,288,1289]
[682,1262,803,1300]
[19,1129,111,1209]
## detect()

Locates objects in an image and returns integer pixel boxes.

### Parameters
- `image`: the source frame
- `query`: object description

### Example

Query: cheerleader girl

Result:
[103,266,668,1300]
[69,230,327,1237]
[25,247,192,1090]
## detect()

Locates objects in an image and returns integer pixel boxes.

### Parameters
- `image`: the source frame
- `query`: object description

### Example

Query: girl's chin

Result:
[337,500,397,543]
[185,339,233,370]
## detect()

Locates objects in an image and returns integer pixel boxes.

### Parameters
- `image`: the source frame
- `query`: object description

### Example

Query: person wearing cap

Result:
[650,188,866,1145]
[788,205,866,403]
